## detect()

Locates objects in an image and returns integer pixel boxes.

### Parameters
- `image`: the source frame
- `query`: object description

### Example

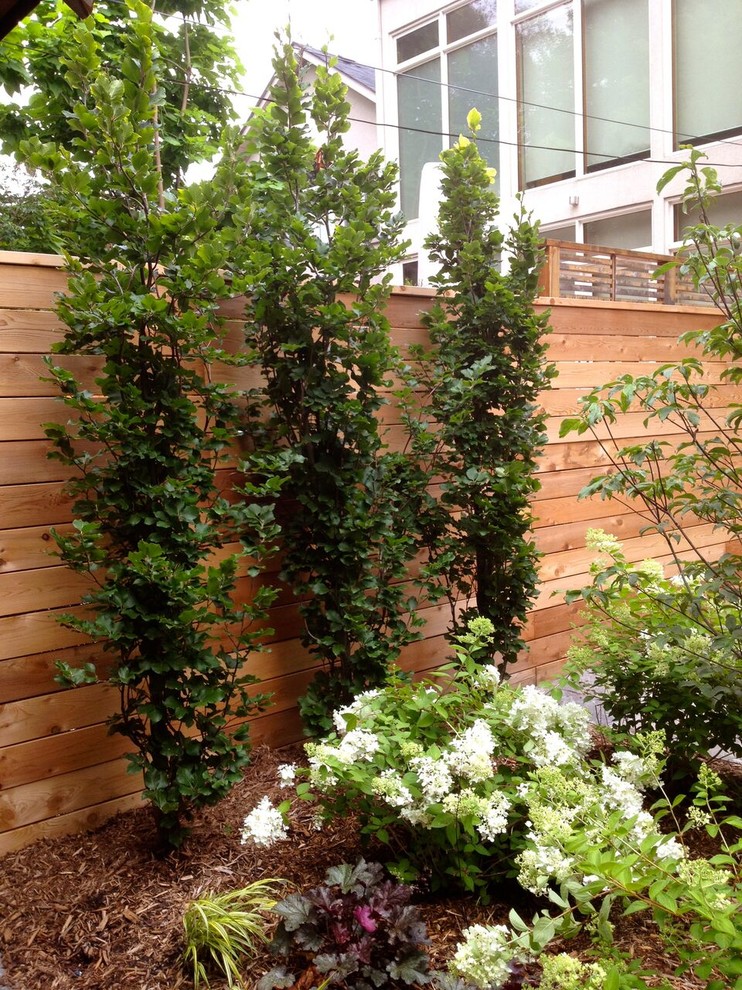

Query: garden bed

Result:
[0,744,719,990]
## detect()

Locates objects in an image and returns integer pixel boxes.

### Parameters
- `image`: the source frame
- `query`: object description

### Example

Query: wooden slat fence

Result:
[0,250,723,854]
[539,239,710,306]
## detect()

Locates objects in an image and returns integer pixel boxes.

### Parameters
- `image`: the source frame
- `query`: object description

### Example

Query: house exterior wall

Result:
[377,0,742,284]
[301,65,379,160]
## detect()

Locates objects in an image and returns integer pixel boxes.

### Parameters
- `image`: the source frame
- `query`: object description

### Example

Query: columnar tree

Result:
[418,110,554,670]
[27,2,277,848]
[227,42,429,733]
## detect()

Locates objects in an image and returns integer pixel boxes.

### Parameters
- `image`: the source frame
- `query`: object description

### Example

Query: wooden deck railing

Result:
[539,240,713,307]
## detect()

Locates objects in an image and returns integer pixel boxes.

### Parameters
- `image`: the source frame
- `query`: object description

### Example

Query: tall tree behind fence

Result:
[0,251,725,855]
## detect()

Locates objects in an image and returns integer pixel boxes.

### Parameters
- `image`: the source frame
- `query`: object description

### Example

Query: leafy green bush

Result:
[228,41,430,735]
[26,1,279,848]
[559,150,742,769]
[293,618,596,895]
[258,860,431,990]
[565,530,742,764]
[415,109,554,670]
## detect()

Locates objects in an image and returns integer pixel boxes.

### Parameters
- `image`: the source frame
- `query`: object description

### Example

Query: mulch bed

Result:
[0,744,712,990]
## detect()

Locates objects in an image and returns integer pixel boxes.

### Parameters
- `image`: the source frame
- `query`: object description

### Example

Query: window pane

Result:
[514,0,541,11]
[675,190,742,238]
[584,0,649,169]
[447,1,498,43]
[584,210,651,249]
[398,60,442,219]
[675,0,742,143]
[397,21,439,62]
[542,223,577,241]
[448,34,499,182]
[517,5,574,186]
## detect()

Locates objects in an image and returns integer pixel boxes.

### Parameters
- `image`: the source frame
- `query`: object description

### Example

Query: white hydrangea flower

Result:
[373,769,415,809]
[276,763,297,787]
[599,766,644,819]
[400,805,433,827]
[410,755,454,803]
[474,663,501,691]
[331,689,382,735]
[240,796,288,847]
[336,728,380,763]
[517,842,575,894]
[445,719,496,782]
[477,792,512,842]
[531,729,576,767]
[449,924,524,990]
[611,750,659,788]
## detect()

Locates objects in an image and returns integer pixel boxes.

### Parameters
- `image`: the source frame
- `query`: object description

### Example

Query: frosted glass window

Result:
[584,210,651,249]
[397,21,439,63]
[448,34,499,181]
[447,1,498,43]
[674,0,742,143]
[542,223,577,242]
[584,0,649,169]
[675,190,742,238]
[398,60,442,219]
[518,5,575,186]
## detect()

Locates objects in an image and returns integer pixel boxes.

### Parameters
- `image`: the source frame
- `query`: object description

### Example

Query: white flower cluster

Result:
[516,749,685,895]
[240,796,288,847]
[449,924,526,990]
[276,763,297,788]
[445,719,497,782]
[332,689,382,735]
[473,663,501,691]
[506,685,592,766]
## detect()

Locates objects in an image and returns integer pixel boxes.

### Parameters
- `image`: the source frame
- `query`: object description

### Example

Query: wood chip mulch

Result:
[0,745,712,990]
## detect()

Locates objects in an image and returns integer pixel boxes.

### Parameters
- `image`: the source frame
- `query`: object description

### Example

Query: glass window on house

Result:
[584,209,652,249]
[398,60,442,219]
[674,0,742,144]
[517,4,575,187]
[542,223,577,242]
[583,0,650,170]
[396,2,498,221]
[448,33,499,184]
[674,190,742,240]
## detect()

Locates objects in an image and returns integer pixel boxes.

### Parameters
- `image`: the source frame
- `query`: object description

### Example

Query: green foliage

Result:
[183,880,283,989]
[0,162,62,252]
[298,618,595,897]
[28,1,278,848]
[565,530,742,765]
[0,0,240,189]
[226,41,429,734]
[560,149,742,735]
[527,761,742,990]
[258,860,431,990]
[417,112,554,669]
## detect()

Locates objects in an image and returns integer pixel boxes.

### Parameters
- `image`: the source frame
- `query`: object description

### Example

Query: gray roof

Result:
[294,43,376,95]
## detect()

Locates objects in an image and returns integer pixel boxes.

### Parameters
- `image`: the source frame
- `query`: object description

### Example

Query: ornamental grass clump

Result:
[183,880,284,989]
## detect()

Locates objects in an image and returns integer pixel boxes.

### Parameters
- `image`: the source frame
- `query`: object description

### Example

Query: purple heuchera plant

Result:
[258,859,432,989]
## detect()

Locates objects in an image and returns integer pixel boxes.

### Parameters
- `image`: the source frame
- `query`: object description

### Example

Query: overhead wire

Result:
[1,24,742,171]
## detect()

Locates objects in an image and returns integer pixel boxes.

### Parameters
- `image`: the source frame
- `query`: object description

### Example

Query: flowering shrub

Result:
[295,618,594,894]
[241,796,290,848]
[257,860,432,990]
[566,530,742,765]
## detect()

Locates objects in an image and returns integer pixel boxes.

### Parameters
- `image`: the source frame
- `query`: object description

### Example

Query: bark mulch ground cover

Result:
[0,744,715,990]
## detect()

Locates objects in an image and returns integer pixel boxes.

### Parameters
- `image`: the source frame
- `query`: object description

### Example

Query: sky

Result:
[231,0,380,112]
